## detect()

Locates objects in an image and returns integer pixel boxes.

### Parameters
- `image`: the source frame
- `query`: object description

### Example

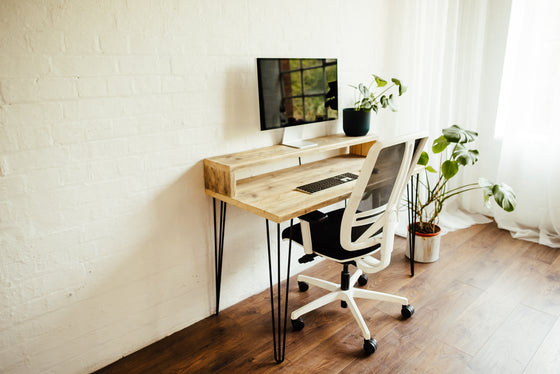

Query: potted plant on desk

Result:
[408,124,517,262]
[343,74,407,136]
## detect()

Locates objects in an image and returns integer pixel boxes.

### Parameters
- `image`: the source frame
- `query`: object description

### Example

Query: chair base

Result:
[291,269,410,343]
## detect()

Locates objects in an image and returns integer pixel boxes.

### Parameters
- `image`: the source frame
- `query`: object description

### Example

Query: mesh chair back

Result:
[340,134,428,268]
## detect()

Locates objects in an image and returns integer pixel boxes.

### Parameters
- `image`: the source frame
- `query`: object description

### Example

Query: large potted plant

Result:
[408,124,517,262]
[343,74,406,136]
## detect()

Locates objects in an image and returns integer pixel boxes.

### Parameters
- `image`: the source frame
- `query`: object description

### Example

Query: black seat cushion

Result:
[282,208,381,261]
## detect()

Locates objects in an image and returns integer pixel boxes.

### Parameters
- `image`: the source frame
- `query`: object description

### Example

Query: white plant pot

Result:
[405,225,442,263]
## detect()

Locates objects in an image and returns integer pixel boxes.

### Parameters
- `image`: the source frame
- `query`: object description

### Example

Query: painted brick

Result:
[25,169,61,192]
[0,126,20,153]
[132,76,161,95]
[17,125,53,150]
[106,76,133,96]
[51,121,86,145]
[0,175,26,198]
[84,119,113,141]
[27,31,65,55]
[0,54,50,78]
[161,76,185,93]
[118,55,170,75]
[0,79,40,104]
[49,0,122,35]
[37,78,77,101]
[64,143,91,164]
[2,102,64,126]
[88,138,129,160]
[77,77,108,98]
[63,98,123,120]
[89,159,120,181]
[51,56,117,77]
[5,147,69,173]
[98,34,130,55]
[1,1,51,33]
[128,35,161,55]
[64,31,100,55]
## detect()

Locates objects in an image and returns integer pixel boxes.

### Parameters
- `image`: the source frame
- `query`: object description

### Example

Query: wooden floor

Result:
[95,222,560,374]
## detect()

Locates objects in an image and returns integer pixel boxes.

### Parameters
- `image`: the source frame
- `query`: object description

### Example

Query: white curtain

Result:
[389,0,511,235]
[491,0,560,247]
[389,0,560,247]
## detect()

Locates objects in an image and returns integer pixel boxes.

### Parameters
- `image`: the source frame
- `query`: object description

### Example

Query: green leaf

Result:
[391,78,407,96]
[492,183,517,212]
[418,151,429,165]
[432,135,450,153]
[373,75,387,87]
[442,124,478,144]
[477,178,517,212]
[358,83,370,98]
[441,160,458,179]
[360,98,372,109]
[452,144,479,166]
[380,95,388,108]
[387,94,397,112]
[426,166,437,173]
[400,84,407,96]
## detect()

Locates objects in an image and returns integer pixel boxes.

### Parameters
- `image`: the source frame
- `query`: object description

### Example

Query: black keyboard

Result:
[296,173,358,194]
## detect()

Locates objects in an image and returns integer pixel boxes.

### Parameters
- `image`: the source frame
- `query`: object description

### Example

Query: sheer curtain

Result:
[388,0,560,247]
[491,0,560,247]
[387,0,512,236]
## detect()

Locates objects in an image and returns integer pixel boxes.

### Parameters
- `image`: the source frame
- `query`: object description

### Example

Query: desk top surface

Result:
[206,154,365,222]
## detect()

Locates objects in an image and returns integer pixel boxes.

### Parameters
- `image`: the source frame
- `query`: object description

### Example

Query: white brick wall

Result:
[0,0,392,372]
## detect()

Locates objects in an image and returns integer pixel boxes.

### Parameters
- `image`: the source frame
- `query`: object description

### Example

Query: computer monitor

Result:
[257,58,338,148]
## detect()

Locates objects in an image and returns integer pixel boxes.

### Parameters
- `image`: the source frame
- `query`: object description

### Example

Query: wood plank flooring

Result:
[94,222,560,374]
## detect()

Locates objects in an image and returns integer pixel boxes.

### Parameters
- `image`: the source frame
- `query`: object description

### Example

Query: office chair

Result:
[282,133,428,354]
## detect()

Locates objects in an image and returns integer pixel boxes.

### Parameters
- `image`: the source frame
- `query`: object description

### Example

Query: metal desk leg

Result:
[265,219,293,364]
[213,198,227,315]
[406,175,419,276]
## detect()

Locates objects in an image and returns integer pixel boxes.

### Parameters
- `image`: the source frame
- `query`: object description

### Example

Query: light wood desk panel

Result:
[206,154,366,222]
[204,134,377,198]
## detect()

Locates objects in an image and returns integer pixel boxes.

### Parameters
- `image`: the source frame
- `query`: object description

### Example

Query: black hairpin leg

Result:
[213,198,227,315]
[265,219,293,364]
[406,175,418,276]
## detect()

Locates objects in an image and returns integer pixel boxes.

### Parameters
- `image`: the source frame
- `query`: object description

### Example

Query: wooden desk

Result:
[203,134,379,363]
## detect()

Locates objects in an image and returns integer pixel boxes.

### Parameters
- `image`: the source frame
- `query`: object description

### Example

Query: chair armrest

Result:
[298,253,317,263]
[299,210,328,223]
[297,210,327,256]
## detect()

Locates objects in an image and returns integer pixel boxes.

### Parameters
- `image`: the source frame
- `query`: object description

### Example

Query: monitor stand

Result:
[281,126,317,149]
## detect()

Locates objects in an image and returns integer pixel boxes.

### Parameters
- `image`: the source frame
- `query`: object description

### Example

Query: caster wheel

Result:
[358,274,368,286]
[341,300,348,308]
[291,317,304,331]
[363,338,378,355]
[401,304,414,319]
[298,281,309,292]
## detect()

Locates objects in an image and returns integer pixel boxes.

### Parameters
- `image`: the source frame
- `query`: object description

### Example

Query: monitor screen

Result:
[257,58,338,131]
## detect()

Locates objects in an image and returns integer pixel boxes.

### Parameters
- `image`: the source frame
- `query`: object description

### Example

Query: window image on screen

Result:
[257,58,338,131]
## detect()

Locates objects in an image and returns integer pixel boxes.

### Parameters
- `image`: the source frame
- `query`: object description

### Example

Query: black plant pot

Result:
[342,108,371,136]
